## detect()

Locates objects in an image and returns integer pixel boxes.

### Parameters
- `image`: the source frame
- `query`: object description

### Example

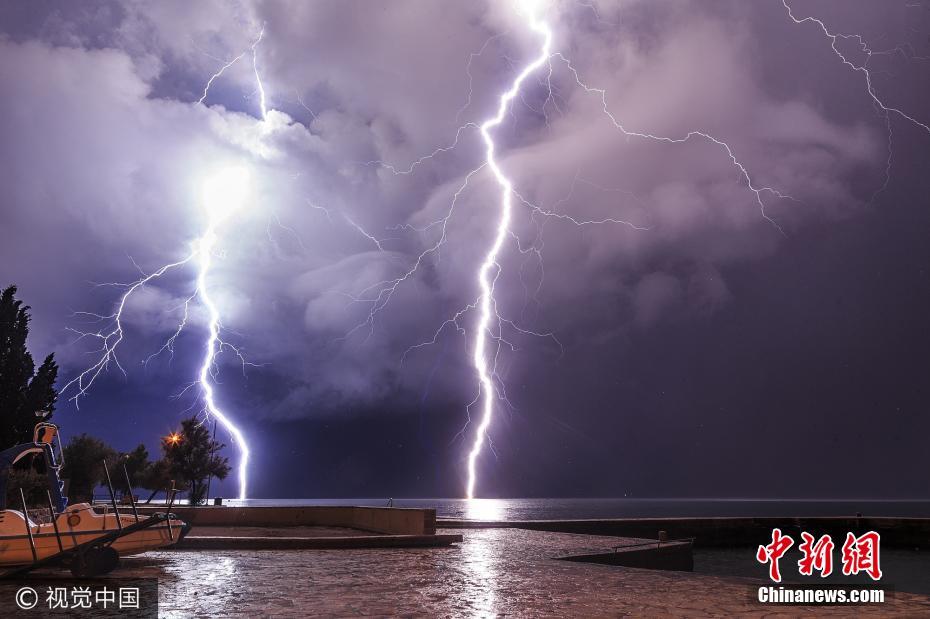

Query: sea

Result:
[219,498,930,521]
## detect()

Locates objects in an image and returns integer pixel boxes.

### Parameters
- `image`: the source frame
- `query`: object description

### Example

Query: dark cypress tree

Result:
[0,285,59,447]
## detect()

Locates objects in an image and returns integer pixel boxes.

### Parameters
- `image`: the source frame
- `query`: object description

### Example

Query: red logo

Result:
[797,532,834,577]
[841,531,882,581]
[756,528,794,583]
[757,529,882,582]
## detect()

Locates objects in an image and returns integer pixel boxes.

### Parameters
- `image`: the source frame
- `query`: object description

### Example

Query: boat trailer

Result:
[1,460,183,579]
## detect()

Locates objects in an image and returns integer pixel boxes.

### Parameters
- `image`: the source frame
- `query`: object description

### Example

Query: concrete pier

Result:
[132,505,460,550]
[440,516,930,548]
[178,533,463,550]
[137,505,437,535]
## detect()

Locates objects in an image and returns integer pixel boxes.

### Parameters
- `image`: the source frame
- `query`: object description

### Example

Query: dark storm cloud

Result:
[1,0,928,497]
[0,0,907,404]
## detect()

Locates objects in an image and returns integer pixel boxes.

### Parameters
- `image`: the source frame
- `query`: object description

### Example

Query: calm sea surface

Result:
[221,498,930,520]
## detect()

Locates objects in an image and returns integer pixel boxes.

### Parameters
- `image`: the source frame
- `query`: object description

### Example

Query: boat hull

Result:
[0,504,187,566]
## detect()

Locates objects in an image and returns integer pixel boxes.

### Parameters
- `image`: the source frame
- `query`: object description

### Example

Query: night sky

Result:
[0,0,928,500]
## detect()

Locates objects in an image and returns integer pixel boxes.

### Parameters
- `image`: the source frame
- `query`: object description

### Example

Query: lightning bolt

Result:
[352,0,797,498]
[364,0,927,498]
[64,170,256,500]
[251,25,269,121]
[463,0,799,498]
[63,25,272,501]
[63,254,197,402]
[466,1,554,500]
[195,177,253,501]
[198,51,247,105]
[781,0,930,136]
[781,1,930,202]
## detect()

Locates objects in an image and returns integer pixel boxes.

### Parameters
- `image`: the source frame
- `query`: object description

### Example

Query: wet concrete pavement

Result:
[105,528,930,617]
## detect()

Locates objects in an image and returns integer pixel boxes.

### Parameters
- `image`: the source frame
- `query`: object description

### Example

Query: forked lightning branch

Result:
[63,167,254,500]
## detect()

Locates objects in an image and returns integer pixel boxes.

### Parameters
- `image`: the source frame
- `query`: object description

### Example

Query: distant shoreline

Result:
[164,497,930,521]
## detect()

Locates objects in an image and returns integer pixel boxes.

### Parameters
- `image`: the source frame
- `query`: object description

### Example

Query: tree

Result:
[113,444,151,495]
[162,418,230,505]
[61,434,118,503]
[116,445,179,504]
[5,464,48,509]
[137,458,172,504]
[0,285,58,448]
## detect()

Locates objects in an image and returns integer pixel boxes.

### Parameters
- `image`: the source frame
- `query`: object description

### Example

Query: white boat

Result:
[0,422,189,574]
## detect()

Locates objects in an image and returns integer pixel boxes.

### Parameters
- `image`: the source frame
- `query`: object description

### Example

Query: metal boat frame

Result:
[0,424,183,577]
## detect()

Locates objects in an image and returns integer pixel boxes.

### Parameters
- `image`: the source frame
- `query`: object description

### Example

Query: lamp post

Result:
[205,419,218,504]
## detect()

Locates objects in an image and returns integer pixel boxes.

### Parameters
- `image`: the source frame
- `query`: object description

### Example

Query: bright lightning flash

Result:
[198,166,253,500]
[466,1,552,500]
[64,23,274,501]
[64,166,255,500]
[459,0,797,498]
[357,0,794,498]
